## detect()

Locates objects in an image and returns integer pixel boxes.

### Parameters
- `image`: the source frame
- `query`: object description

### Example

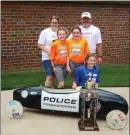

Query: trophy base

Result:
[78,120,99,131]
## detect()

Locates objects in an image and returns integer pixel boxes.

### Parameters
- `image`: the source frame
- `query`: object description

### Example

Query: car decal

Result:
[21,90,28,98]
[41,90,79,112]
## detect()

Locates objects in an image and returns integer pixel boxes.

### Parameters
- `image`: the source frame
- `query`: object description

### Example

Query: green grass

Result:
[1,64,129,90]
[100,65,129,87]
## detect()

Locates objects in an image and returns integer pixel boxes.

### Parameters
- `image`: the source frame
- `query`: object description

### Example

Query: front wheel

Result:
[5,100,24,119]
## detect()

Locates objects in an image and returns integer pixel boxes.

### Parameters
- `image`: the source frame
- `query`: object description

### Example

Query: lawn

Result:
[1,64,129,90]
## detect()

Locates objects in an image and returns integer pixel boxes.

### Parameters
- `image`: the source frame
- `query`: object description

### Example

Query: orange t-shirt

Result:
[50,40,68,65]
[67,38,90,63]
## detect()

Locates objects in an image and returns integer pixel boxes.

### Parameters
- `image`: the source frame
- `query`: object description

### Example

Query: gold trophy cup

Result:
[78,80,99,131]
[85,81,93,100]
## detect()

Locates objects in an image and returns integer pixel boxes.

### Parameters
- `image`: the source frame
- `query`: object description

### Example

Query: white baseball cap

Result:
[81,12,92,19]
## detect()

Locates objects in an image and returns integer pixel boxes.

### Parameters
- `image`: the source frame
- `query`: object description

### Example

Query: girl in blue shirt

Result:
[72,54,100,89]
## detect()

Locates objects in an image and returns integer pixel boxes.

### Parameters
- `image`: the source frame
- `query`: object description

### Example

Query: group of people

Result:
[38,12,103,89]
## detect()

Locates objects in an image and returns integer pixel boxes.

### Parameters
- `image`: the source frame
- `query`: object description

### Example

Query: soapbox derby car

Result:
[12,86,128,119]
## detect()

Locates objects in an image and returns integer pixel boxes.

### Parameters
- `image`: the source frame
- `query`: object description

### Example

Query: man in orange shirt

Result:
[67,26,90,88]
[50,28,68,88]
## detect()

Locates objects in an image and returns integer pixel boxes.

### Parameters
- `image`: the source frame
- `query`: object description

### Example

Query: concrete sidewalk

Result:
[1,87,129,135]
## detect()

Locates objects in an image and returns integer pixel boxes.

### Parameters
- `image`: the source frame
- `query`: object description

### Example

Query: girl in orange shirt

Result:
[50,28,68,88]
[67,26,90,88]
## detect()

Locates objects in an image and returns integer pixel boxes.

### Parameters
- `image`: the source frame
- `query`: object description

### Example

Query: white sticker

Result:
[21,90,28,98]
[30,91,37,95]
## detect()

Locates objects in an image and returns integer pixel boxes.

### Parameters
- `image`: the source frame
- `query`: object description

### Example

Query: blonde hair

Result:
[85,53,97,66]
[85,53,96,61]
[71,26,81,33]
[57,27,69,37]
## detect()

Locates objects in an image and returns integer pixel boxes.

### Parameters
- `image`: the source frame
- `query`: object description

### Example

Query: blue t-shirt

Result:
[74,65,100,88]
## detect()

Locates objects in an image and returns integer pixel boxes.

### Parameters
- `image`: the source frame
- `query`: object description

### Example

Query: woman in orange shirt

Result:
[67,26,90,88]
[50,28,68,88]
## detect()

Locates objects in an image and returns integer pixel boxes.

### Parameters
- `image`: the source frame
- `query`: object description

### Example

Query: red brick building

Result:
[1,1,130,72]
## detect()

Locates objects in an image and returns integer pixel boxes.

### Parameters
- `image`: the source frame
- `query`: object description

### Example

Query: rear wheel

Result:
[106,110,127,130]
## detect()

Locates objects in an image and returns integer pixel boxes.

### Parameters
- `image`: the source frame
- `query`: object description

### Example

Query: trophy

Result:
[78,80,99,131]
[86,81,93,100]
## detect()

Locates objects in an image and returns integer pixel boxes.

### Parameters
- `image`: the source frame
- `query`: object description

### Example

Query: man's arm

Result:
[97,43,103,64]
[97,43,102,57]
[96,28,103,64]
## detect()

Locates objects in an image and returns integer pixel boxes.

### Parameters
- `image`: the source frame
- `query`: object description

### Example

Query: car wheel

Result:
[5,100,24,119]
[106,110,128,130]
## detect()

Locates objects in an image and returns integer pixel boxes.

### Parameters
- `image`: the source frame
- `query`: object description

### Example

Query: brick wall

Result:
[1,2,130,72]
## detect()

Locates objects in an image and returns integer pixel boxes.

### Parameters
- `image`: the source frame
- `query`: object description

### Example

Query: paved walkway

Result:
[1,87,129,135]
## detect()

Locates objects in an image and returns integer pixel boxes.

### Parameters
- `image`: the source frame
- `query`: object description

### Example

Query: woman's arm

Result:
[38,30,50,55]
[72,82,77,89]
[66,57,71,73]
[95,83,99,89]
[38,44,50,55]
[50,60,57,74]
[50,44,57,73]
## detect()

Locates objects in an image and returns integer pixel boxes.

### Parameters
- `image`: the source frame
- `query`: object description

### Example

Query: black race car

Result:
[12,86,128,119]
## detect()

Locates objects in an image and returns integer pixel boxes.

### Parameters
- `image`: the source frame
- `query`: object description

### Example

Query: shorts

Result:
[69,60,84,78]
[42,60,54,76]
[55,65,67,82]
